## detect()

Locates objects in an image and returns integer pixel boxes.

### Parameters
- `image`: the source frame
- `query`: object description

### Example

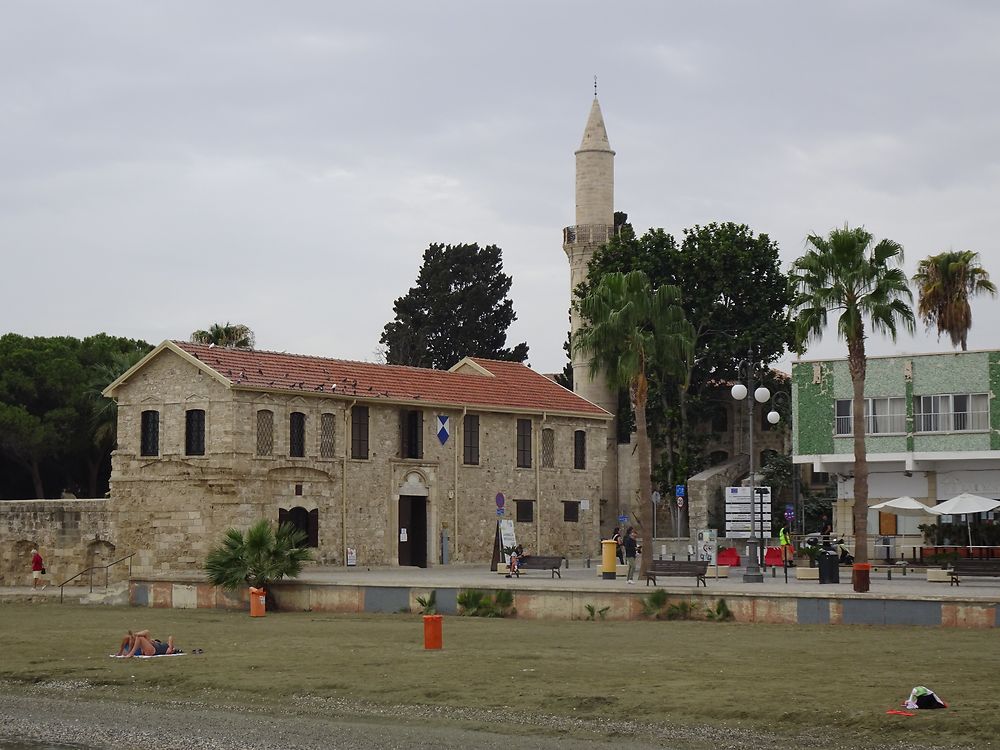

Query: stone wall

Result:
[0,499,117,586]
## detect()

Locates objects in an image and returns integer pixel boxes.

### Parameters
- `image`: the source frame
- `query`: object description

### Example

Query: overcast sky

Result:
[3,1,999,375]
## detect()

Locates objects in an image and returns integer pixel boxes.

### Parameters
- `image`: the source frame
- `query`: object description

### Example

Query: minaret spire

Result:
[562,94,620,519]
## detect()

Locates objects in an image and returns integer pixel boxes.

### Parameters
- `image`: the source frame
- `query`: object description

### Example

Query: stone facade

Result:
[104,343,610,577]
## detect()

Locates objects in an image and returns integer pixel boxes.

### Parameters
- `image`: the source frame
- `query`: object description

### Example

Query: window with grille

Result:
[915,393,989,432]
[185,409,205,456]
[140,410,159,456]
[563,501,580,523]
[351,405,369,459]
[541,428,554,468]
[463,414,479,465]
[256,410,273,456]
[573,430,586,469]
[400,409,423,459]
[289,412,306,457]
[515,499,534,523]
[835,397,906,435]
[320,413,335,458]
[516,419,532,468]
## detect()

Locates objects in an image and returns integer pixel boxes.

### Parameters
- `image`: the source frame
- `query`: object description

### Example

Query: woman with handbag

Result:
[30,548,47,590]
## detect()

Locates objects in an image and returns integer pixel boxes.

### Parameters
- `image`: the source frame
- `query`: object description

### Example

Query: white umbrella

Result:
[869,496,937,517]
[928,493,1000,548]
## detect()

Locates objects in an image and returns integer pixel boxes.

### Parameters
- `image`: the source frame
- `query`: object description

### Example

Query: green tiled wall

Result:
[793,362,834,455]
[796,350,999,457]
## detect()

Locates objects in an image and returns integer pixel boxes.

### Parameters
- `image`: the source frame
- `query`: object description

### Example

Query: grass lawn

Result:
[0,602,996,748]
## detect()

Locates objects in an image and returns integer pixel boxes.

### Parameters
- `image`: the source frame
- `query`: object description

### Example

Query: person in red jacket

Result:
[30,548,47,590]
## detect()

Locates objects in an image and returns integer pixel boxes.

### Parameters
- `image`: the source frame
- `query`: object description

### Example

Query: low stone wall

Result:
[687,456,748,532]
[0,499,118,586]
[128,579,1000,628]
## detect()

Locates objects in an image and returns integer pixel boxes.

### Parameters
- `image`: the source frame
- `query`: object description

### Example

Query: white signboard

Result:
[498,519,517,562]
[724,486,772,539]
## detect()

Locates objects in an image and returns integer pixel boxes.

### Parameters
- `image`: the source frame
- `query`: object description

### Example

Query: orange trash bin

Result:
[423,614,443,649]
[249,586,266,617]
[852,563,871,593]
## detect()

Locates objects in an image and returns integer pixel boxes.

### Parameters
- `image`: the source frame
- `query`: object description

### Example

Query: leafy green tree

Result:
[790,225,914,564]
[379,243,529,369]
[574,271,694,574]
[912,250,996,351]
[204,519,313,593]
[190,322,255,349]
[578,222,793,494]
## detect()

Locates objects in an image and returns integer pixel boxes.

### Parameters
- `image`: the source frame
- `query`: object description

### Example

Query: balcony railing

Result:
[835,409,989,435]
[563,224,618,245]
[914,409,989,433]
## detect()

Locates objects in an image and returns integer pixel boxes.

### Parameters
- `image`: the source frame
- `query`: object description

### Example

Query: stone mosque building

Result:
[0,97,778,583]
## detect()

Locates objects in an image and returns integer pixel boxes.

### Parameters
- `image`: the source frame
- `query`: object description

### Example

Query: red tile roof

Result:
[170,342,610,418]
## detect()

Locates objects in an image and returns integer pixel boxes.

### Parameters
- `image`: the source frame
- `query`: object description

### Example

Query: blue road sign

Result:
[675,485,686,497]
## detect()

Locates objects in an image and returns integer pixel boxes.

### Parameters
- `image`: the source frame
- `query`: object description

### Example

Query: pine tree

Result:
[379,243,529,369]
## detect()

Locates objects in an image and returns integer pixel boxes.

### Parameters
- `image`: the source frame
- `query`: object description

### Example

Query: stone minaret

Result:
[563,97,625,522]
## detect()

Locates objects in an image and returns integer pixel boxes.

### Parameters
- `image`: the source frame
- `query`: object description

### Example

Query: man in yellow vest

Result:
[779,523,795,567]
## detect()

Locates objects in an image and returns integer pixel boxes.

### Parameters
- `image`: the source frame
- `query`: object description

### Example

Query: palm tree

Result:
[574,271,694,575]
[790,225,914,565]
[190,322,256,349]
[912,250,996,351]
[204,519,312,597]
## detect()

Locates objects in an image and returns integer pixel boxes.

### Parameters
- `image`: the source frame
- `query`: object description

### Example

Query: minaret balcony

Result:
[563,224,618,245]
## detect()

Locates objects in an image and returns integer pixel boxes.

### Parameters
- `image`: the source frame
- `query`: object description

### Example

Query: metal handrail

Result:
[59,552,135,603]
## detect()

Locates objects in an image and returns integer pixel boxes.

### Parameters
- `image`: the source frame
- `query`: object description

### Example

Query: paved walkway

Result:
[4,560,998,603]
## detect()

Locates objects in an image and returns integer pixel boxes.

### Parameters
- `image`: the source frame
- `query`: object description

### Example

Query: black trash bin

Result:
[818,551,840,584]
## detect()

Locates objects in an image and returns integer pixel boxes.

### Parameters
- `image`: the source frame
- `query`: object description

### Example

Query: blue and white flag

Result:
[437,415,450,445]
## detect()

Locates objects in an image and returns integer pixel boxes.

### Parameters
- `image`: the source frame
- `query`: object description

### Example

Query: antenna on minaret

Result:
[594,75,598,98]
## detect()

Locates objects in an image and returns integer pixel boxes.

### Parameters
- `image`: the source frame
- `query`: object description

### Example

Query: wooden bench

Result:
[949,559,1000,586]
[644,559,709,588]
[513,555,565,579]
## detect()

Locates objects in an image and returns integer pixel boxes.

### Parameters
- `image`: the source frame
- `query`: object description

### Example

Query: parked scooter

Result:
[803,534,855,565]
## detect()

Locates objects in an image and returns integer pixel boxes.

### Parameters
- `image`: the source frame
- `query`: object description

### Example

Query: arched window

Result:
[290,412,306,457]
[320,413,335,458]
[256,410,274,456]
[185,409,205,456]
[573,430,586,469]
[709,450,729,466]
[140,410,159,456]
[541,428,555,468]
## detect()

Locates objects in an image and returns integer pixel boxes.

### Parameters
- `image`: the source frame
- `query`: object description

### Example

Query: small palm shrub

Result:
[665,600,697,620]
[640,588,669,618]
[705,598,734,621]
[415,590,437,615]
[584,603,611,621]
[457,589,514,617]
[204,519,312,592]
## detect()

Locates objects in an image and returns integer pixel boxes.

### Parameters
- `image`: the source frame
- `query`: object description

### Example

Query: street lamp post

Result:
[731,352,772,584]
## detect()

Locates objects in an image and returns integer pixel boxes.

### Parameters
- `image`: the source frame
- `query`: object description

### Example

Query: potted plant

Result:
[204,518,313,615]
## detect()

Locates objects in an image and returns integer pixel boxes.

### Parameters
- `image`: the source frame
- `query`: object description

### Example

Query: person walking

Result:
[30,548,47,590]
[623,527,638,584]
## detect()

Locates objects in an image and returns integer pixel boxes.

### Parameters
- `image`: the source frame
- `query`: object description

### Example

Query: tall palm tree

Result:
[790,225,914,565]
[574,271,694,575]
[204,519,312,594]
[190,322,256,349]
[912,250,996,351]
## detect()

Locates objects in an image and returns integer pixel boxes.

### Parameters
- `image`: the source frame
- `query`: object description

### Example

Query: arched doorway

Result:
[279,506,319,547]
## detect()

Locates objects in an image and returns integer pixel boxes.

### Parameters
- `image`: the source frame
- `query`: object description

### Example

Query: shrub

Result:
[457,589,514,617]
